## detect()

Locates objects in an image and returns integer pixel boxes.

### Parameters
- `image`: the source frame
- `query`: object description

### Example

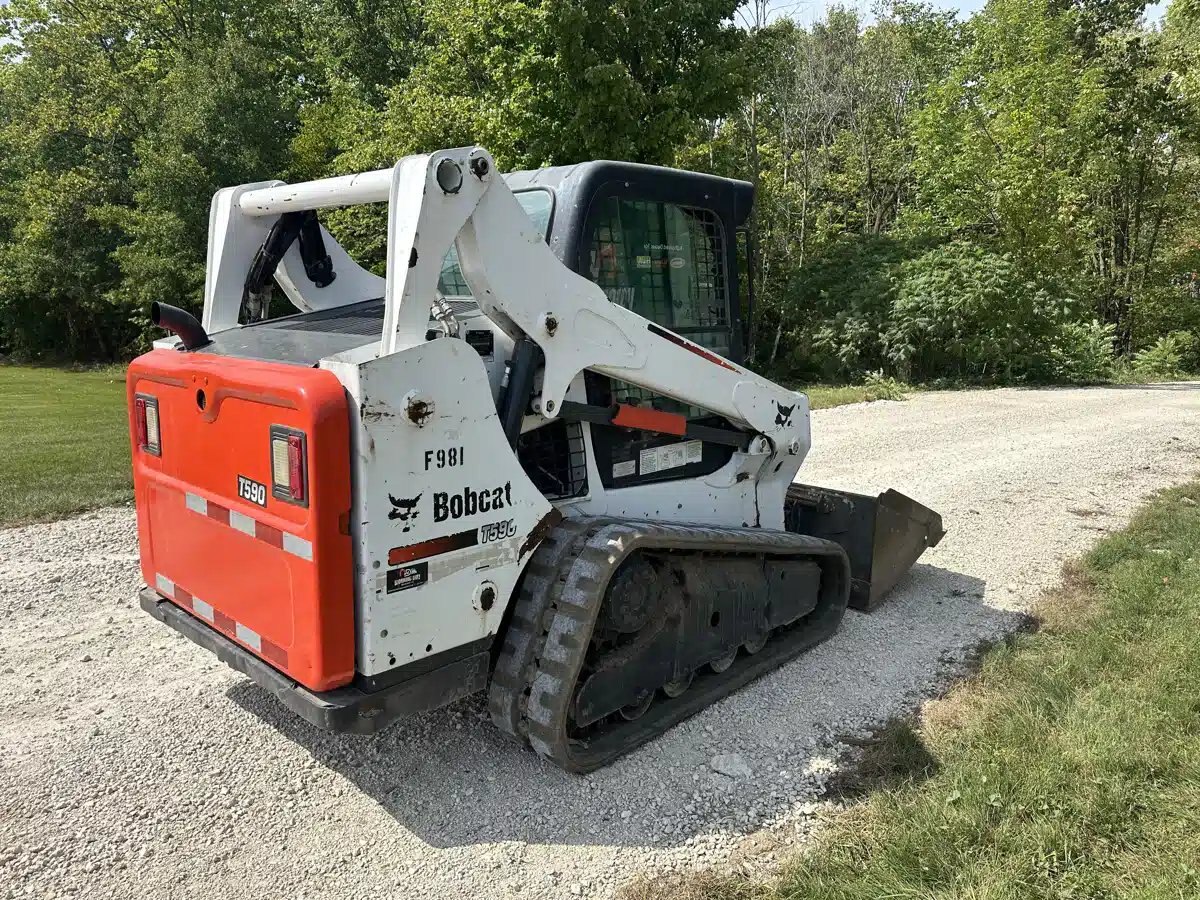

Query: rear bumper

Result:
[139,588,488,734]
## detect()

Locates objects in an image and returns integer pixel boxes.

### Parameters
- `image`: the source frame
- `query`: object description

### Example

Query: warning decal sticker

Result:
[638,440,703,476]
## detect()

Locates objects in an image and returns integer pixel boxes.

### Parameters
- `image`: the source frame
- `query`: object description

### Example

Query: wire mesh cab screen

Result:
[585,197,732,417]
[586,197,731,356]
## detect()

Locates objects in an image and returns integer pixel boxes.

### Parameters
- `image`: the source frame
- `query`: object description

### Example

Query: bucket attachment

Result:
[785,484,945,612]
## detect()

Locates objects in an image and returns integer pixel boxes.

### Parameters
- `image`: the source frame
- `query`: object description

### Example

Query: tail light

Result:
[134,394,161,455]
[271,426,308,505]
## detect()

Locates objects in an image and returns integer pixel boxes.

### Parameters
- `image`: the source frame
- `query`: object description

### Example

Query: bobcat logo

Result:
[775,402,796,427]
[388,492,422,532]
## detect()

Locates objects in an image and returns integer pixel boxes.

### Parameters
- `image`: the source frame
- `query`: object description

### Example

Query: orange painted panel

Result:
[611,403,688,436]
[127,348,354,691]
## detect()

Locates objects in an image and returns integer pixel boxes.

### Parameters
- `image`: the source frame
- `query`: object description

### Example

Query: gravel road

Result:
[3,383,1199,900]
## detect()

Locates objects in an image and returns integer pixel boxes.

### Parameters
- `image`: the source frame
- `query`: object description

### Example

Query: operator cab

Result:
[462,161,753,364]
[444,162,755,498]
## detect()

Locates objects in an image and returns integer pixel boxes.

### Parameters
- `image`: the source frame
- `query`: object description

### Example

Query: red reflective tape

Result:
[648,323,739,372]
[206,502,230,525]
[166,575,288,671]
[260,639,289,669]
[212,609,235,634]
[611,403,687,436]
[172,482,311,561]
[255,521,284,548]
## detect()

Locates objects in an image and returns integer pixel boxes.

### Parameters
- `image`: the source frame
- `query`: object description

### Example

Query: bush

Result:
[885,241,1071,382]
[776,233,923,380]
[1046,320,1116,383]
[862,370,908,400]
[1131,332,1195,380]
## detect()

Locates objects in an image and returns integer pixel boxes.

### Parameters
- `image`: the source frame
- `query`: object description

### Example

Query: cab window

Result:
[586,197,731,357]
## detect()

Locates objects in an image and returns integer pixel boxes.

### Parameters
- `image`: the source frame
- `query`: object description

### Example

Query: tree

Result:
[1077,25,1192,349]
[913,0,1092,278]
[1,0,1198,377]
[342,0,746,171]
[0,0,308,357]
[313,0,748,269]
[702,2,956,366]
[0,0,141,357]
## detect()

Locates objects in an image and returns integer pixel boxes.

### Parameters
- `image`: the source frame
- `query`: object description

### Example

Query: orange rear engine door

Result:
[127,348,354,691]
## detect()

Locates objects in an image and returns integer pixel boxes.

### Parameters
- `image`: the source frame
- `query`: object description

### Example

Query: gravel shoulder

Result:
[3,383,1199,899]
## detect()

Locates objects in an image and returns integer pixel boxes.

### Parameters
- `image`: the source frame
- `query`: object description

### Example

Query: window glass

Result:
[438,189,553,297]
[516,188,553,236]
[583,198,733,418]
[586,197,730,356]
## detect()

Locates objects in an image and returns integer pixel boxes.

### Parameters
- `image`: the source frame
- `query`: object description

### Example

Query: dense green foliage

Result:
[0,0,1196,382]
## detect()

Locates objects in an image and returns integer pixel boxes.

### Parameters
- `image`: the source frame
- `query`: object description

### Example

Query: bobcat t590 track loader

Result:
[130,147,943,772]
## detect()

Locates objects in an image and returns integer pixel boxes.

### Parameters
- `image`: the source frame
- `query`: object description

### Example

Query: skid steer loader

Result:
[130,147,943,772]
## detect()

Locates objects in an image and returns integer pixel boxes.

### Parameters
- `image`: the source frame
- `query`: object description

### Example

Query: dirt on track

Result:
[2,383,1199,900]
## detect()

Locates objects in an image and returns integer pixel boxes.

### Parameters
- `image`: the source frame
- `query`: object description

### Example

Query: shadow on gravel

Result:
[226,564,1017,852]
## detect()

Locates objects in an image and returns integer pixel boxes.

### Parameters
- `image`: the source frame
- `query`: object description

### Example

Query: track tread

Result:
[487,517,596,740]
[488,517,851,772]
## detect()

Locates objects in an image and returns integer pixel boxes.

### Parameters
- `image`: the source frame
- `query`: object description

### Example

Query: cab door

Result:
[575,186,743,491]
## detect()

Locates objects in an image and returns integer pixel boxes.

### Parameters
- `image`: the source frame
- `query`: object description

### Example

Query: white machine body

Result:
[182,147,811,680]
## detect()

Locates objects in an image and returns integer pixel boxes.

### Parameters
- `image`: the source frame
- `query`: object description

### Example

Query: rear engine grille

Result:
[259,299,385,336]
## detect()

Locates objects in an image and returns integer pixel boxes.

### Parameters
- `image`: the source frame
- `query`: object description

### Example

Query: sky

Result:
[765,0,1170,27]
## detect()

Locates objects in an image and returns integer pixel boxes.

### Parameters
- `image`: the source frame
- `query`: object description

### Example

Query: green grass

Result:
[803,375,910,409]
[624,481,1200,900]
[0,365,132,526]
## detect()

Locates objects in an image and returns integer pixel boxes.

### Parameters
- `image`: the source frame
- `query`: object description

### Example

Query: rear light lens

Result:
[270,426,308,506]
[287,434,306,502]
[134,394,161,455]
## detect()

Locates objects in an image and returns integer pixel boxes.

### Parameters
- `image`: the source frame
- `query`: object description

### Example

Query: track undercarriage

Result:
[488,516,851,773]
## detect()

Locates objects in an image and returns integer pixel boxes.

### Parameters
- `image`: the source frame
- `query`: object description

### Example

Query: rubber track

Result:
[487,516,597,740]
[488,517,850,773]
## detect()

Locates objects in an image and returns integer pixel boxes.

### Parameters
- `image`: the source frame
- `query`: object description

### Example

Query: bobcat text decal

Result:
[434,481,512,523]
